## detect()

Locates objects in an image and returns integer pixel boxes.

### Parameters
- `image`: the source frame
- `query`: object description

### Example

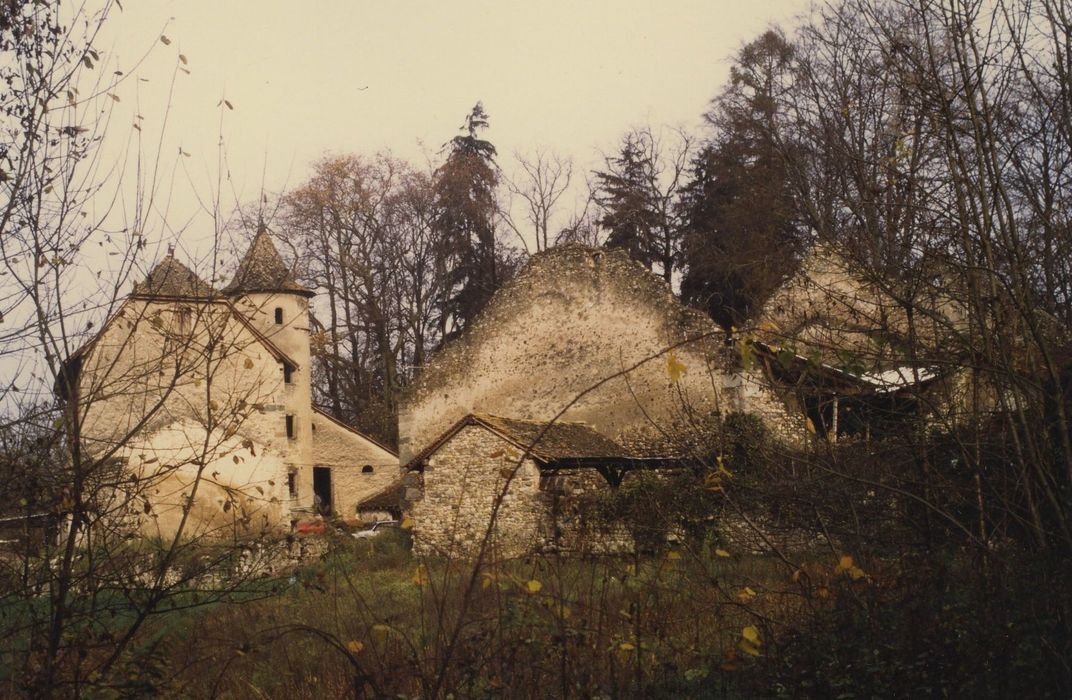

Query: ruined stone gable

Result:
[399,245,804,464]
[753,243,963,370]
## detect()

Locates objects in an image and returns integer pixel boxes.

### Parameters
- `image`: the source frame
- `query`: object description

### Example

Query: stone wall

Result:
[399,245,797,465]
[410,424,547,559]
[537,467,631,554]
[756,244,905,363]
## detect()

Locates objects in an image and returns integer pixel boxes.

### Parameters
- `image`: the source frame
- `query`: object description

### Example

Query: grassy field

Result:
[5,526,1067,698]
[143,530,820,698]
[107,527,1068,700]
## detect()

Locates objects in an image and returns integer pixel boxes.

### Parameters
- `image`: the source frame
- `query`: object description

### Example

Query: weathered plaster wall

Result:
[410,424,546,558]
[231,292,317,513]
[78,298,299,539]
[121,420,288,539]
[399,246,795,464]
[310,410,399,520]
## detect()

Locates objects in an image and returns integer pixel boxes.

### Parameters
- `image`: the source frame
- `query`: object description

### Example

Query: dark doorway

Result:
[313,467,332,515]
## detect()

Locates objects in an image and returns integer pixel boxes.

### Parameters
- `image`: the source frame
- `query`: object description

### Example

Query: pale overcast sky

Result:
[89,0,811,257]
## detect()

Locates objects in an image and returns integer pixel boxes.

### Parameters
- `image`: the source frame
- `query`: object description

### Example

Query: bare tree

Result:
[0,4,309,694]
[282,153,445,444]
[501,147,573,253]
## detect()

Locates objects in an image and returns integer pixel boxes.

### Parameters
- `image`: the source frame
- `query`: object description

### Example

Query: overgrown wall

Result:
[400,246,801,464]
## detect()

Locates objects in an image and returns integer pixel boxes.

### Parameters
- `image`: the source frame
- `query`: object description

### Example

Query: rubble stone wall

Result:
[410,424,547,559]
[399,246,798,465]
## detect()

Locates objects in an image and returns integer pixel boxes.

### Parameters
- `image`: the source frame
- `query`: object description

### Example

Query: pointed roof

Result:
[224,228,313,297]
[132,253,217,298]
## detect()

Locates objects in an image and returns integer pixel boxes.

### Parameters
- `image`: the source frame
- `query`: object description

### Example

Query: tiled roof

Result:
[356,479,404,513]
[473,414,633,462]
[224,229,313,296]
[407,413,637,468]
[132,255,217,298]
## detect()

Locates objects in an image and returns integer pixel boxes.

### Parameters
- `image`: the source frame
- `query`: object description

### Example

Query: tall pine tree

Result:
[433,102,500,338]
[681,30,803,328]
[595,127,690,283]
[595,134,659,268]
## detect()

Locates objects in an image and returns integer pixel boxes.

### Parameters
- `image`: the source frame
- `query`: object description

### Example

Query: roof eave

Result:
[312,407,398,457]
[223,286,316,299]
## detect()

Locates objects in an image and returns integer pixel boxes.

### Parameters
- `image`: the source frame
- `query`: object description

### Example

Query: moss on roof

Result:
[472,413,633,461]
[132,255,217,298]
[224,229,313,296]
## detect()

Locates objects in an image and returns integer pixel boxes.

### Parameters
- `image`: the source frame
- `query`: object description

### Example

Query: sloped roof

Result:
[132,255,217,298]
[224,229,313,297]
[475,414,632,461]
[405,413,636,469]
[356,479,404,514]
[312,407,398,457]
[752,340,938,396]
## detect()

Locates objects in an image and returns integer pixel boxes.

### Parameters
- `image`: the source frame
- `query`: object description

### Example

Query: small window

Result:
[274,307,284,324]
[361,465,374,474]
[285,414,295,439]
[283,365,293,384]
[287,472,297,498]
[174,307,192,335]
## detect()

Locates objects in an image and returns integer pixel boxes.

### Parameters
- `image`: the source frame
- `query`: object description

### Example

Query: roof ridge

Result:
[132,255,218,298]
[405,412,635,470]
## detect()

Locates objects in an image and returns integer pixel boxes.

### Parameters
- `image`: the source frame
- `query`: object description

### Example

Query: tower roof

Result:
[224,229,314,297]
[132,253,217,298]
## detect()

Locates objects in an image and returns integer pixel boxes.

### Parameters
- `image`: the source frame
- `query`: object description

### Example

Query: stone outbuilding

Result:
[406,413,679,557]
[60,230,398,540]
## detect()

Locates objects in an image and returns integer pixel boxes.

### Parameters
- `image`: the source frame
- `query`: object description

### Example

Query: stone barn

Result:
[399,245,806,556]
[406,413,677,557]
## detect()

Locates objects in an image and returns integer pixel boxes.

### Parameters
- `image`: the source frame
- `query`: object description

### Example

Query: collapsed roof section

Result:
[750,340,939,397]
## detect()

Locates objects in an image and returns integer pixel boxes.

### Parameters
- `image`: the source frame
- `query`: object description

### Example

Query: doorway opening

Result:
[313,466,333,515]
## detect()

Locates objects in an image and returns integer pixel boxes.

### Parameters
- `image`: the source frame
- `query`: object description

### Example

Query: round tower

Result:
[225,227,317,516]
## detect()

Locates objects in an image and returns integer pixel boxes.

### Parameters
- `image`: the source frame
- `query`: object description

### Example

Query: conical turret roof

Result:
[132,252,217,298]
[224,228,313,297]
